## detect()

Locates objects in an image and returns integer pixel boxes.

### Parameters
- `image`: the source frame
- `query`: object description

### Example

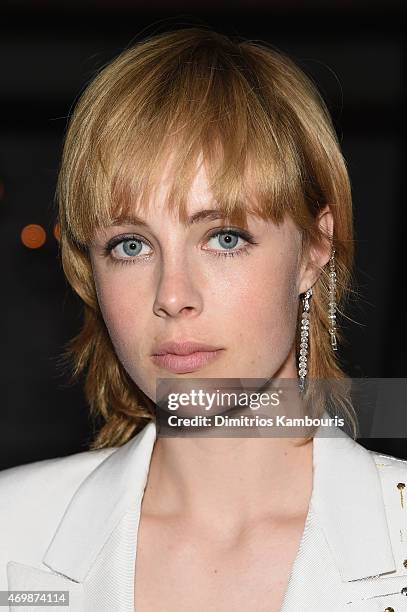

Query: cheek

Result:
[214,255,300,379]
[93,273,147,358]
[212,256,299,342]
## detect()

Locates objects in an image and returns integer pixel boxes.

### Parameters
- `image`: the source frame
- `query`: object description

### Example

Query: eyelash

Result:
[103,229,258,266]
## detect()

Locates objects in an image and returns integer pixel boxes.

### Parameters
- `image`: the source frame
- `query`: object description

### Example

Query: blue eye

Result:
[205,229,257,258]
[121,238,143,257]
[107,236,151,261]
[208,231,240,251]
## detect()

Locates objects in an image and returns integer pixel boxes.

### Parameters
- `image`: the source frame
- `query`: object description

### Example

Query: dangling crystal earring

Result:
[328,245,338,351]
[298,288,312,393]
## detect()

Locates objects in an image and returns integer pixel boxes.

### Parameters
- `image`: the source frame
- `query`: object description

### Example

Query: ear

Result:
[298,205,334,295]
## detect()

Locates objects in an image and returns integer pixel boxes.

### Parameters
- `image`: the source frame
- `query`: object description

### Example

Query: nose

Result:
[152,259,204,319]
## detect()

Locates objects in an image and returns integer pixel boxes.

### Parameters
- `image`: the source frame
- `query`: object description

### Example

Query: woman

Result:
[1,27,407,612]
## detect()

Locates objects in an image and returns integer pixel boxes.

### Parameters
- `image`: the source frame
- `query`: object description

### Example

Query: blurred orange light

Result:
[21,224,46,249]
[53,222,61,242]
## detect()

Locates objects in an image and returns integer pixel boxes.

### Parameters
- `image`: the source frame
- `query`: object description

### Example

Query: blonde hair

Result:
[57,27,358,449]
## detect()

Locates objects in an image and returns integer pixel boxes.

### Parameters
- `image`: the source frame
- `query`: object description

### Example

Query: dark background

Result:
[0,0,405,470]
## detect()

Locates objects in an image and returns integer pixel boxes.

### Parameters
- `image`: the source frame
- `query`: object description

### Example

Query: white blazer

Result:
[2,415,407,611]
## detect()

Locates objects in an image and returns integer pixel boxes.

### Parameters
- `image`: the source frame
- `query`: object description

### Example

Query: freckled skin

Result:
[89,160,330,402]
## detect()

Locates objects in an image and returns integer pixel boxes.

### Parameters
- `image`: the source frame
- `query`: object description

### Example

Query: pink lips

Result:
[151,341,223,373]
[151,350,222,373]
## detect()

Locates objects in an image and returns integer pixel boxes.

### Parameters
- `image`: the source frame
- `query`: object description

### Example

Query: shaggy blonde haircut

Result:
[57,27,357,449]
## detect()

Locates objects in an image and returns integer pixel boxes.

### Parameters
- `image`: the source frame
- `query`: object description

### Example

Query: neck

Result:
[141,433,314,537]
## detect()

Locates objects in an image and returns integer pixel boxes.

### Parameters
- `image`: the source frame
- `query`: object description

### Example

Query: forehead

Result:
[112,153,235,227]
[112,152,270,231]
[141,159,216,220]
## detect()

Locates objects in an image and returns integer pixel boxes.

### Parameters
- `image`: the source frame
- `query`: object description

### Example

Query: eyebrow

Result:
[112,209,232,228]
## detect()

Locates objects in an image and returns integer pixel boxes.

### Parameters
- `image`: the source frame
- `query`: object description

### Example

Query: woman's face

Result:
[89,162,321,402]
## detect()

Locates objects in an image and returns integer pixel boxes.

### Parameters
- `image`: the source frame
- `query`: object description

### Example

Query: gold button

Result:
[404,559,407,568]
[398,482,405,489]
[384,608,394,612]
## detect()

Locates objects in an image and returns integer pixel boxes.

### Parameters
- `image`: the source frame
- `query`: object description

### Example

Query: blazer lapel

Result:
[281,416,399,610]
[41,420,157,611]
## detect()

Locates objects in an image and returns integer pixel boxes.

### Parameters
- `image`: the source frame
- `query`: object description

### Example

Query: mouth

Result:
[151,349,223,374]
